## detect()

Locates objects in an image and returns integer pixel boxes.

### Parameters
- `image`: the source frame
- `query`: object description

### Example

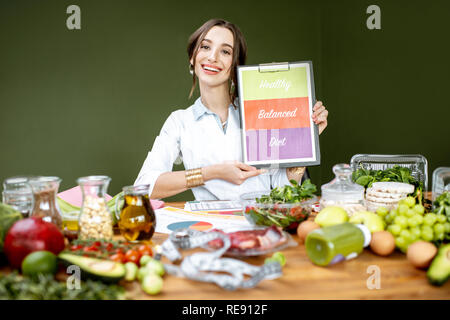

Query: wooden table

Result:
[122,201,450,300]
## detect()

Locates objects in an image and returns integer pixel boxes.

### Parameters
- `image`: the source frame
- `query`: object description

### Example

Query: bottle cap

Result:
[355,224,372,247]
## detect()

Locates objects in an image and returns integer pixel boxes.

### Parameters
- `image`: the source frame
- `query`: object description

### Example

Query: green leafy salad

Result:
[244,179,317,231]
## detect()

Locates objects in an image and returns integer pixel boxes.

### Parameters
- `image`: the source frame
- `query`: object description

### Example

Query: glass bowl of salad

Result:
[240,179,318,233]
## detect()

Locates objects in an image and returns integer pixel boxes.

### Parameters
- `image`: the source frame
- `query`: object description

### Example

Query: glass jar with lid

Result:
[320,164,366,215]
[77,176,114,240]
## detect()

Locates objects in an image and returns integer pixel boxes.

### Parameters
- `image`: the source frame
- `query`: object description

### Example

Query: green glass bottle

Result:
[305,222,371,266]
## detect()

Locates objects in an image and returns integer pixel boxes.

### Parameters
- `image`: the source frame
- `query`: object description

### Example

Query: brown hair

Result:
[187,19,247,108]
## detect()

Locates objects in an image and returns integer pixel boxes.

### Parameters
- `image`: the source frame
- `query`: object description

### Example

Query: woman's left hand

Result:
[312,101,329,135]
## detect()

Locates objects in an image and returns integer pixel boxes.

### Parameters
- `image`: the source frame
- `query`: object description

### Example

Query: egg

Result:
[407,241,438,269]
[297,220,320,244]
[369,231,396,256]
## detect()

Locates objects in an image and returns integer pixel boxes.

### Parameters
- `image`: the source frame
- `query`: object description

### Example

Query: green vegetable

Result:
[139,255,152,267]
[245,180,316,230]
[58,253,126,283]
[141,274,163,295]
[0,202,22,253]
[144,259,165,277]
[271,252,286,266]
[256,179,317,204]
[124,262,138,282]
[427,243,450,286]
[433,192,450,220]
[0,271,125,300]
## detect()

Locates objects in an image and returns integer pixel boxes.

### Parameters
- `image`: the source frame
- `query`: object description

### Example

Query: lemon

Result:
[21,251,58,278]
[315,206,349,227]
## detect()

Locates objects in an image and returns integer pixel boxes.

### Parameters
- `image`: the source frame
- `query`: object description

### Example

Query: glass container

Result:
[432,167,450,202]
[77,175,114,240]
[29,176,63,229]
[115,184,156,242]
[2,176,34,217]
[320,163,366,215]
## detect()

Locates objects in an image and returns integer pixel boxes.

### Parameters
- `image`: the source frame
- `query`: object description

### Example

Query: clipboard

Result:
[236,61,321,168]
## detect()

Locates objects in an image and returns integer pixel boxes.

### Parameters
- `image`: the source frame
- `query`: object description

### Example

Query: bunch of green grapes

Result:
[376,196,450,253]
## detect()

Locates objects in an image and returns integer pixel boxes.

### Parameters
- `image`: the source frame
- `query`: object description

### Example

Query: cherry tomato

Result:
[92,241,102,247]
[124,249,141,264]
[105,243,114,251]
[83,245,99,252]
[109,252,125,263]
[70,244,83,251]
[115,248,125,254]
[137,244,153,257]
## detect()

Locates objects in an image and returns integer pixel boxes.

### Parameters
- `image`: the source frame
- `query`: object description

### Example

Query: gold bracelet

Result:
[288,166,306,177]
[185,168,205,188]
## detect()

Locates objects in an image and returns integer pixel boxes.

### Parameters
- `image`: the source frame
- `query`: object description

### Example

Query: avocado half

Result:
[59,253,126,283]
[427,243,450,286]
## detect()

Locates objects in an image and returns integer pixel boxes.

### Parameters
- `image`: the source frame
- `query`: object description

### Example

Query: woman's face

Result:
[191,26,234,89]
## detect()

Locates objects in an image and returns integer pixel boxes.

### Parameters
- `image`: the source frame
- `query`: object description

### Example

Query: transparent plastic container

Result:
[432,167,450,202]
[350,154,428,191]
[320,164,366,215]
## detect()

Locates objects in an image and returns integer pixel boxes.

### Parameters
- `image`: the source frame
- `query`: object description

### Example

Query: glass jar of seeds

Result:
[77,176,114,240]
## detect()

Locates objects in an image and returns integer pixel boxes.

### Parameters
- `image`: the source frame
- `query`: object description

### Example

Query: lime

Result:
[21,251,58,278]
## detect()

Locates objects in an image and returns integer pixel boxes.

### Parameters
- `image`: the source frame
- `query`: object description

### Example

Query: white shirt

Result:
[135,98,290,200]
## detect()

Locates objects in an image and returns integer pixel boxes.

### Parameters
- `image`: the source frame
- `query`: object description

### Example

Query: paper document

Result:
[184,200,243,212]
[154,206,251,234]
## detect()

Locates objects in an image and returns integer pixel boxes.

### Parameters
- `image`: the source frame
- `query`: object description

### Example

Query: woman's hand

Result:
[205,161,266,185]
[312,101,329,135]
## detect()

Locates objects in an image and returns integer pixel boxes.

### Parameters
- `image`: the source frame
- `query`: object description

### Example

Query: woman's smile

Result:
[201,64,223,75]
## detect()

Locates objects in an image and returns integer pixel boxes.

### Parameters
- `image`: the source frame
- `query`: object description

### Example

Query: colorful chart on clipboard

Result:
[154,207,251,234]
[237,61,320,167]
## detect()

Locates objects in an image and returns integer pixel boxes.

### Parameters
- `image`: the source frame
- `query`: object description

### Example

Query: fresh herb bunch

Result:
[433,191,450,222]
[352,165,423,189]
[256,179,317,204]
[0,271,125,300]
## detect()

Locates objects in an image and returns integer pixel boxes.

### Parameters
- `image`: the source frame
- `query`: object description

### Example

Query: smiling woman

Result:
[134,18,329,201]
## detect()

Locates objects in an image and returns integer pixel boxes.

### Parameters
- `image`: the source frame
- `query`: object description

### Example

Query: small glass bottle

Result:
[320,163,366,215]
[77,176,114,240]
[305,222,371,267]
[29,176,63,230]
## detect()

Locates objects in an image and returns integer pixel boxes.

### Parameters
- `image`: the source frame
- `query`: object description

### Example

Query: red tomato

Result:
[83,245,99,252]
[115,248,125,254]
[109,252,125,263]
[70,244,83,251]
[124,249,141,264]
[137,244,153,257]
[92,241,102,247]
[105,243,114,251]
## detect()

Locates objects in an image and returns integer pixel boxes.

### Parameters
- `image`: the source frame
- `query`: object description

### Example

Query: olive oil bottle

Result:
[117,185,156,242]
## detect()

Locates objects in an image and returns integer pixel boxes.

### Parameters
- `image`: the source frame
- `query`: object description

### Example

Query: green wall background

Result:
[1,0,449,201]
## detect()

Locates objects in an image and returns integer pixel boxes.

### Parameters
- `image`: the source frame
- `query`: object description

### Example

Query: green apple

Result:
[315,206,349,227]
[349,211,385,233]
